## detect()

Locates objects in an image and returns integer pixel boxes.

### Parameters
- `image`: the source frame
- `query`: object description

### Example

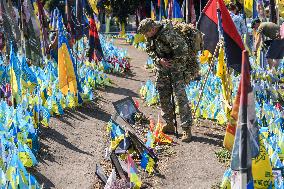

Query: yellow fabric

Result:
[130,174,142,189]
[11,68,18,96]
[223,0,231,4]
[58,43,78,95]
[216,47,232,119]
[87,0,99,15]
[146,157,155,174]
[220,175,231,189]
[277,0,284,17]
[10,67,21,104]
[243,0,253,17]
[134,34,146,45]
[6,166,16,189]
[252,135,273,189]
[165,0,168,7]
[199,50,212,64]
[159,132,173,144]
[19,152,33,167]
[110,135,124,151]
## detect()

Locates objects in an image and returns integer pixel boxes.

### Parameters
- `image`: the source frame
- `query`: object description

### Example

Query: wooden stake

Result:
[193,41,223,118]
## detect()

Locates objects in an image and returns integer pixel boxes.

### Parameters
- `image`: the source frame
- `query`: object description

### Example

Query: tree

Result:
[42,0,65,13]
[100,0,145,34]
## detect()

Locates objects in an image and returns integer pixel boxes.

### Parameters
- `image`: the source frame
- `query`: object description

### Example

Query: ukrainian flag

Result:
[58,15,78,96]
[9,44,22,104]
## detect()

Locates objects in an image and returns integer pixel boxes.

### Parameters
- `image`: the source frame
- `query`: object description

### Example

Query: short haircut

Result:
[228,3,237,11]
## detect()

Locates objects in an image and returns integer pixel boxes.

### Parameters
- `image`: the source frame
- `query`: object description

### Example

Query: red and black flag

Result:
[88,17,104,62]
[75,0,83,40]
[230,51,259,187]
[197,0,219,56]
[197,0,245,73]
[65,0,76,39]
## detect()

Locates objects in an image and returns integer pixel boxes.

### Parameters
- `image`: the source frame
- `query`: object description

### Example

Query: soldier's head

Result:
[137,18,159,38]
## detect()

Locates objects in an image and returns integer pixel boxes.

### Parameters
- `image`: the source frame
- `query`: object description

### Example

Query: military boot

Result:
[162,123,175,134]
[181,128,192,142]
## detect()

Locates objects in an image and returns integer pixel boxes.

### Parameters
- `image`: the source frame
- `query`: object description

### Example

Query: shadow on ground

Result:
[40,126,93,156]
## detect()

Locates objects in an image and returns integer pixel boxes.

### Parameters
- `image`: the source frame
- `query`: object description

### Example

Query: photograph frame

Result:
[112,97,140,125]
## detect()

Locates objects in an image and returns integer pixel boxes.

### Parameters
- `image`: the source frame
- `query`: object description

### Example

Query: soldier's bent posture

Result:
[138,18,200,142]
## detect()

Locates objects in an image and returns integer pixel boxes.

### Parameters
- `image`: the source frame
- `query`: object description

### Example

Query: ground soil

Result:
[33,39,226,189]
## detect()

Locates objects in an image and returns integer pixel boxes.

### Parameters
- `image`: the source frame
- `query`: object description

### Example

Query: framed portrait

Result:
[113,97,139,125]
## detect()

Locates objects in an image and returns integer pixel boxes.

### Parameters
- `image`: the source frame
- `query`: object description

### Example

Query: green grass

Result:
[215,148,231,167]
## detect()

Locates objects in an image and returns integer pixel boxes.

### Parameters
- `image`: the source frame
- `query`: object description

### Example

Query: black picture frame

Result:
[112,97,140,125]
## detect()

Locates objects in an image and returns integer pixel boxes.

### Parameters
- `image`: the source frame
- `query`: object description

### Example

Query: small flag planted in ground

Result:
[127,154,142,189]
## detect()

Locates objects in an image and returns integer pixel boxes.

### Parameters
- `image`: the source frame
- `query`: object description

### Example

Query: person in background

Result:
[235,0,243,15]
[252,18,283,69]
[228,3,247,37]
[257,3,266,21]
[264,6,270,22]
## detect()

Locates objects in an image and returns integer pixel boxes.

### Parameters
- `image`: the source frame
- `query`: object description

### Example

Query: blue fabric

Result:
[230,12,247,36]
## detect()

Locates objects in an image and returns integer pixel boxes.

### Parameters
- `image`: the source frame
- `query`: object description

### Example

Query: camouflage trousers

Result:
[156,68,192,129]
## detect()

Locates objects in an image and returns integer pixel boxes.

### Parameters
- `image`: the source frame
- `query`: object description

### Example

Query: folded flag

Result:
[89,17,104,62]
[230,51,260,187]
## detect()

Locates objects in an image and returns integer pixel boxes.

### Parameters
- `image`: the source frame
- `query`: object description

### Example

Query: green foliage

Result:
[215,148,231,167]
[102,0,146,23]
[42,0,65,13]
[211,182,221,189]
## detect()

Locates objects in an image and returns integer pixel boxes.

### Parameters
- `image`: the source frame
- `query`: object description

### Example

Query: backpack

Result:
[172,22,204,54]
[159,20,203,54]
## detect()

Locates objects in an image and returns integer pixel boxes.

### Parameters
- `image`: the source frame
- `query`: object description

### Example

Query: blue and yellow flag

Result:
[21,57,38,93]
[172,0,183,21]
[18,142,38,168]
[9,44,22,104]
[58,15,78,96]
[216,47,232,118]
[107,120,125,150]
[151,1,156,20]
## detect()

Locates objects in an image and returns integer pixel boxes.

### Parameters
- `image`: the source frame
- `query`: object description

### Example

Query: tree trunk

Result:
[119,21,126,36]
[106,16,111,33]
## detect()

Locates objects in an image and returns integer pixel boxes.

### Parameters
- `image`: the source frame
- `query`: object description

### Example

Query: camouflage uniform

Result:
[138,19,200,130]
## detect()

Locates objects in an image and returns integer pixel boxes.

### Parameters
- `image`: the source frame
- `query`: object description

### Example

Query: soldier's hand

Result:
[160,58,172,68]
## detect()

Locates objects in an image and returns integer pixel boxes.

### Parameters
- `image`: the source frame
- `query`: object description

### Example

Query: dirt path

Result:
[34,39,226,189]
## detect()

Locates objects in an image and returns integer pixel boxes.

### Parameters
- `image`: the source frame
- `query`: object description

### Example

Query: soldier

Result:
[137,18,200,142]
[252,18,283,69]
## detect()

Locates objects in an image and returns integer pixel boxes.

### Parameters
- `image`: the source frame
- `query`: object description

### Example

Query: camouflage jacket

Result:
[145,21,199,80]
